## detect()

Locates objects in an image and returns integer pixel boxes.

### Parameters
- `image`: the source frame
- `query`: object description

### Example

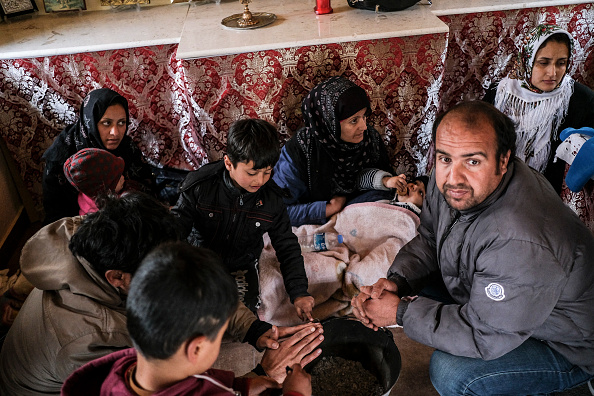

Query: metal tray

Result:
[221,11,276,29]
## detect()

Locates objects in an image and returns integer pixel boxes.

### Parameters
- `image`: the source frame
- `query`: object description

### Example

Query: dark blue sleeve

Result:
[273,147,326,227]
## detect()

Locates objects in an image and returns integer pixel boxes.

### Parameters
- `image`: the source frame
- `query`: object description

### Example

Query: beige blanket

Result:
[257,202,420,326]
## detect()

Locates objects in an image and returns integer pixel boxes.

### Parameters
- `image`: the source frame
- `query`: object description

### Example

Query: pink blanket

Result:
[257,202,420,326]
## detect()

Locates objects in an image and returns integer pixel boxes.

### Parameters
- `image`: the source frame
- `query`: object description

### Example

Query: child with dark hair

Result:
[172,119,314,321]
[62,242,312,396]
[63,148,127,216]
[0,192,181,394]
[376,174,429,216]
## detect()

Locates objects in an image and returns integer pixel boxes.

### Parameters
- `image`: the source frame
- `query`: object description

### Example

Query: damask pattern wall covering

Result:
[0,3,592,229]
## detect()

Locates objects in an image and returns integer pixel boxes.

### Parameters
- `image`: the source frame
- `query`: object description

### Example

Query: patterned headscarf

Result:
[510,24,573,93]
[493,24,574,172]
[43,88,131,165]
[297,76,383,194]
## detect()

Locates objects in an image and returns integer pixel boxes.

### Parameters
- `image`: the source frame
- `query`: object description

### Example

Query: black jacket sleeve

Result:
[42,160,79,225]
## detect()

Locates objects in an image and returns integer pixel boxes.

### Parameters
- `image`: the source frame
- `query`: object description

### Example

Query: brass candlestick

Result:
[237,0,258,27]
[221,0,277,30]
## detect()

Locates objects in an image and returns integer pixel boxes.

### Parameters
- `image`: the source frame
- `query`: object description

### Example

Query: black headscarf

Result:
[297,76,383,194]
[43,88,134,166]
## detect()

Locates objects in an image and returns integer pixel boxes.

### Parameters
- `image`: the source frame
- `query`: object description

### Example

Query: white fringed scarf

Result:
[494,75,574,172]
[493,24,574,172]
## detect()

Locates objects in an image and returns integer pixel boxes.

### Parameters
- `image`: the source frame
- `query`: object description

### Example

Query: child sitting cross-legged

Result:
[61,241,312,396]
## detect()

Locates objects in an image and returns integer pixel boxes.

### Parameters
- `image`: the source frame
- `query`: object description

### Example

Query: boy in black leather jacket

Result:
[172,119,314,321]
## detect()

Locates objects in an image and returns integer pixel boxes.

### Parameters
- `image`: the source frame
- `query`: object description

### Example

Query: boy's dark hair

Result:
[226,119,280,169]
[413,175,429,191]
[432,101,517,161]
[69,191,181,275]
[126,242,239,360]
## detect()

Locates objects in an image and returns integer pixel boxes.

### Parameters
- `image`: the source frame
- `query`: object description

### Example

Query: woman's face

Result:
[530,40,569,92]
[98,104,127,150]
[339,107,367,144]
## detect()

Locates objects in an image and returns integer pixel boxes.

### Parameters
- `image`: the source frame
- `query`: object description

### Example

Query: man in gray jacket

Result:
[352,100,594,395]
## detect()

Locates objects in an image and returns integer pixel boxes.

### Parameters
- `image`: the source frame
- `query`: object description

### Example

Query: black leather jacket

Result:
[172,160,310,302]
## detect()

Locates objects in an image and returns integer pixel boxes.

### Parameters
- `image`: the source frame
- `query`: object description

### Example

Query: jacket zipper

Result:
[227,193,244,242]
[438,211,461,261]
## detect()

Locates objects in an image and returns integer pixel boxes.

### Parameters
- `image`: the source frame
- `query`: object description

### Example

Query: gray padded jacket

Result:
[389,159,594,374]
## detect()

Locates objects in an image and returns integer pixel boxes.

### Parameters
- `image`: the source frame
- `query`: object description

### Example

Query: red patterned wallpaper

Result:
[0,4,592,229]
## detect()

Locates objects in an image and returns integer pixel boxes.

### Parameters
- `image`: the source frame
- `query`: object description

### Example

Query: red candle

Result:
[315,0,333,15]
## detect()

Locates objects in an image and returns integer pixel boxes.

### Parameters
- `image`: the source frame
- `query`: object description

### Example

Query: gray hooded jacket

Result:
[389,159,594,374]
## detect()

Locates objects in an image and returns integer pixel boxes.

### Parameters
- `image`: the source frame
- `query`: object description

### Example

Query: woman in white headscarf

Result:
[484,24,594,194]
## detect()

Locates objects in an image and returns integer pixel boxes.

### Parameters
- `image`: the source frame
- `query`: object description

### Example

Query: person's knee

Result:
[430,350,458,395]
[430,350,481,396]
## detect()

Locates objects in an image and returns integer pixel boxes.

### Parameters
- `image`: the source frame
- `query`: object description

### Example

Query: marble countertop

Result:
[177,0,446,59]
[0,0,589,60]
[0,4,188,59]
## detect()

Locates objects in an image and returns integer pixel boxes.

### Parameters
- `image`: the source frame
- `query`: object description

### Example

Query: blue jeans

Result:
[430,337,593,395]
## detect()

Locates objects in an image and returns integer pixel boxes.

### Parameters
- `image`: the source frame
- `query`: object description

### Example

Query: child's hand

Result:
[283,364,312,396]
[325,196,347,217]
[248,375,280,395]
[382,173,407,194]
[293,296,315,322]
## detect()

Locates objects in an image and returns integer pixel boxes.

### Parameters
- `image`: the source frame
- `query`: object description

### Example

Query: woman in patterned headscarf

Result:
[484,24,594,194]
[273,76,420,227]
[42,88,154,224]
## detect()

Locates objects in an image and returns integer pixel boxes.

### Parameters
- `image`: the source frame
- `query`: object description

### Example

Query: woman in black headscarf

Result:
[42,88,154,224]
[273,76,420,227]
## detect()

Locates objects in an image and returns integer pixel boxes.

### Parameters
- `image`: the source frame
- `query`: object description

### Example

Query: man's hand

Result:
[283,364,311,396]
[352,278,398,330]
[248,376,280,395]
[260,324,324,383]
[326,196,347,217]
[361,290,401,329]
[256,322,321,350]
[293,296,315,321]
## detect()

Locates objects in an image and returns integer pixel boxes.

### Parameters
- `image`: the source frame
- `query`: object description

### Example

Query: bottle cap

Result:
[337,234,343,244]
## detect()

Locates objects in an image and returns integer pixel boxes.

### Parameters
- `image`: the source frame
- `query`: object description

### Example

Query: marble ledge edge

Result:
[0,37,180,60]
[177,25,449,60]
[430,0,593,16]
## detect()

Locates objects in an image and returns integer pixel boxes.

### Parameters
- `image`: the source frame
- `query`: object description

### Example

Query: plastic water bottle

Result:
[298,232,344,252]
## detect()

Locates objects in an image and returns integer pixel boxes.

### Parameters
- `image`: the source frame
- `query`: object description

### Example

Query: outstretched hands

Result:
[259,323,324,383]
[351,278,400,331]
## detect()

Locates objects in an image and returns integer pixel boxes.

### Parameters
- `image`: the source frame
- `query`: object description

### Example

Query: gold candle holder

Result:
[221,0,277,30]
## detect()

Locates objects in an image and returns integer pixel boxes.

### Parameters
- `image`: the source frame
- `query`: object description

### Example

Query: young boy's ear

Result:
[185,335,208,364]
[223,155,234,172]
